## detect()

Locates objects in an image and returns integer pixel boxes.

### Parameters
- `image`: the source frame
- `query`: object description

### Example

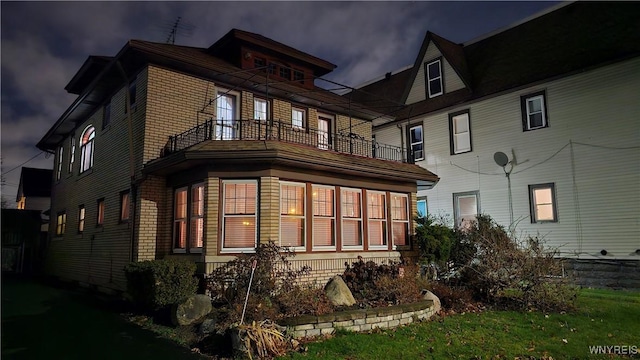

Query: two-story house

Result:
[354,2,640,287]
[36,29,438,292]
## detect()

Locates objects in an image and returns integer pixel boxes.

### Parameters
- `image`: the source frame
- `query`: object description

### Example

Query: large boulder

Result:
[324,275,356,306]
[172,294,213,326]
[421,289,441,314]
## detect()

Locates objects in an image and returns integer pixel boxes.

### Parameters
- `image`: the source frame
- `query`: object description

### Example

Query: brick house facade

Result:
[37,29,438,292]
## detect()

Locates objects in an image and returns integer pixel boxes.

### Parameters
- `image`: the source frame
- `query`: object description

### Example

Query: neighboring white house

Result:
[351,2,640,286]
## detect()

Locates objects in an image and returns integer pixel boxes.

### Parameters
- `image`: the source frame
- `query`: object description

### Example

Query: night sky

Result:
[1,1,559,207]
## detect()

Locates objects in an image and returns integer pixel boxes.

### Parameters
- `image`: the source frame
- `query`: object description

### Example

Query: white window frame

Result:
[391,193,409,249]
[216,91,238,140]
[254,98,268,121]
[292,108,305,129]
[68,136,75,173]
[221,179,258,253]
[56,146,63,181]
[367,190,388,250]
[279,181,306,251]
[409,124,424,161]
[521,91,548,131]
[341,187,363,250]
[80,125,95,173]
[417,197,428,218]
[453,191,479,230]
[426,59,443,98]
[312,184,336,251]
[529,183,558,223]
[450,111,471,154]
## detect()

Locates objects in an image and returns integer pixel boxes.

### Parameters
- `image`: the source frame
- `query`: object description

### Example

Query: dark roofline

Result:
[64,55,113,94]
[207,28,337,76]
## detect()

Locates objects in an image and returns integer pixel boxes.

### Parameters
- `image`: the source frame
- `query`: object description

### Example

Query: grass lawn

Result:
[1,276,207,360]
[281,289,639,360]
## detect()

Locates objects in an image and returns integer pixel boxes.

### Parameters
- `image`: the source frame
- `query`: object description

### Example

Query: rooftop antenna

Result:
[160,16,195,45]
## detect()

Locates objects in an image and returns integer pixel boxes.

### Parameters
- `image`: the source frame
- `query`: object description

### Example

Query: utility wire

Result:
[2,152,45,175]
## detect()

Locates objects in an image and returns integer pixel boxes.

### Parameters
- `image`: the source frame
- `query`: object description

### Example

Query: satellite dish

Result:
[493,151,509,167]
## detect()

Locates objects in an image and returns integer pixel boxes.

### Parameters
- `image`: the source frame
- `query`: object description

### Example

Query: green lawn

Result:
[282,289,640,360]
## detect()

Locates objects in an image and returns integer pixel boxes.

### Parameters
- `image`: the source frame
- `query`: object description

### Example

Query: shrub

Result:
[342,257,426,307]
[278,285,333,317]
[414,215,455,266]
[124,259,198,310]
[206,242,312,328]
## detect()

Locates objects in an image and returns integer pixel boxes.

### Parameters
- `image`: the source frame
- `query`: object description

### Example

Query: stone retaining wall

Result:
[278,300,435,338]
[563,259,640,290]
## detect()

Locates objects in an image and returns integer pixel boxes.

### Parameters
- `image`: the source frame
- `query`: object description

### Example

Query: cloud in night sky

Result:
[0,1,558,206]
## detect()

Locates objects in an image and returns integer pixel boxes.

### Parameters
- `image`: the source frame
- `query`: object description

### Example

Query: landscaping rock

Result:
[171,294,213,326]
[421,289,441,313]
[325,275,356,306]
[199,318,217,335]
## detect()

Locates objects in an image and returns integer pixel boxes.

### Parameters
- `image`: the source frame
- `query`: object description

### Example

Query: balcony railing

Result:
[163,118,411,163]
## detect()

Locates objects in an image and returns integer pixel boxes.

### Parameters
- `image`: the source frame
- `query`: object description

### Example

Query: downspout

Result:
[116,60,137,263]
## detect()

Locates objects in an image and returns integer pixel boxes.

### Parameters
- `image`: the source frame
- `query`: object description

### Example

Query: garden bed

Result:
[279,300,436,338]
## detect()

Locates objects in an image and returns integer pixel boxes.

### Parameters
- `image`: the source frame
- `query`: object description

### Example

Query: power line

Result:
[2,152,45,175]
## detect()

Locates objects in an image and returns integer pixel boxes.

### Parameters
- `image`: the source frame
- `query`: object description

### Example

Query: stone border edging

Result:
[278,300,435,338]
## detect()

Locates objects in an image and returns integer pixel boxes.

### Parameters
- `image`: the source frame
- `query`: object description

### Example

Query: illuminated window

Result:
[280,182,305,249]
[454,191,479,230]
[529,183,557,223]
[312,185,335,249]
[391,193,409,247]
[341,188,363,249]
[222,180,257,251]
[69,136,75,173]
[216,92,237,140]
[173,183,205,252]
[367,191,387,249]
[120,191,130,222]
[80,125,95,173]
[78,205,85,233]
[56,211,66,236]
[96,198,105,226]
[254,98,268,121]
[292,108,305,129]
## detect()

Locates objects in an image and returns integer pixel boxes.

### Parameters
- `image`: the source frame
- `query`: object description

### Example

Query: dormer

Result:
[207,29,337,90]
[404,32,471,105]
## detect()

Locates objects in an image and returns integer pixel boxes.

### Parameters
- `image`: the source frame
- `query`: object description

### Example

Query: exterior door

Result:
[216,93,236,140]
[318,117,331,150]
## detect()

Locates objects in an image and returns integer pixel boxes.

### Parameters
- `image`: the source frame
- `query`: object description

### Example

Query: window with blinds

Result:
[341,188,363,249]
[367,191,387,249]
[222,180,257,251]
[312,185,335,249]
[280,182,305,249]
[391,193,409,247]
[173,187,188,251]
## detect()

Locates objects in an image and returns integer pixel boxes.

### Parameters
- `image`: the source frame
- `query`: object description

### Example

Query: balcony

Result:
[163,118,411,163]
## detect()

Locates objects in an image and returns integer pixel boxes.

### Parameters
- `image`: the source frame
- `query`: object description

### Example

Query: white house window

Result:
[529,183,557,223]
[341,188,363,249]
[454,191,479,230]
[216,92,237,140]
[449,111,472,154]
[417,197,427,218]
[80,125,95,173]
[78,205,85,233]
[280,182,305,249]
[292,108,305,129]
[426,59,443,98]
[391,193,409,247]
[312,185,335,249]
[120,191,130,223]
[56,146,63,181]
[409,125,424,161]
[173,183,205,253]
[521,91,548,131]
[367,191,387,249]
[69,136,75,173]
[254,98,268,121]
[56,211,66,236]
[222,180,257,252]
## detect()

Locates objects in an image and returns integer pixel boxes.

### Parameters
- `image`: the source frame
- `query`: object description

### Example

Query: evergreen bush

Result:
[124,259,198,310]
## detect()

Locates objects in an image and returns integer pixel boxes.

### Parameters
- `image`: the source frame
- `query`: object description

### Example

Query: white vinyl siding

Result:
[388,57,640,258]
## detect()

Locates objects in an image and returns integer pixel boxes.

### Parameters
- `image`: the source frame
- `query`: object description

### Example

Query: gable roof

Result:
[355,1,640,124]
[16,167,53,201]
